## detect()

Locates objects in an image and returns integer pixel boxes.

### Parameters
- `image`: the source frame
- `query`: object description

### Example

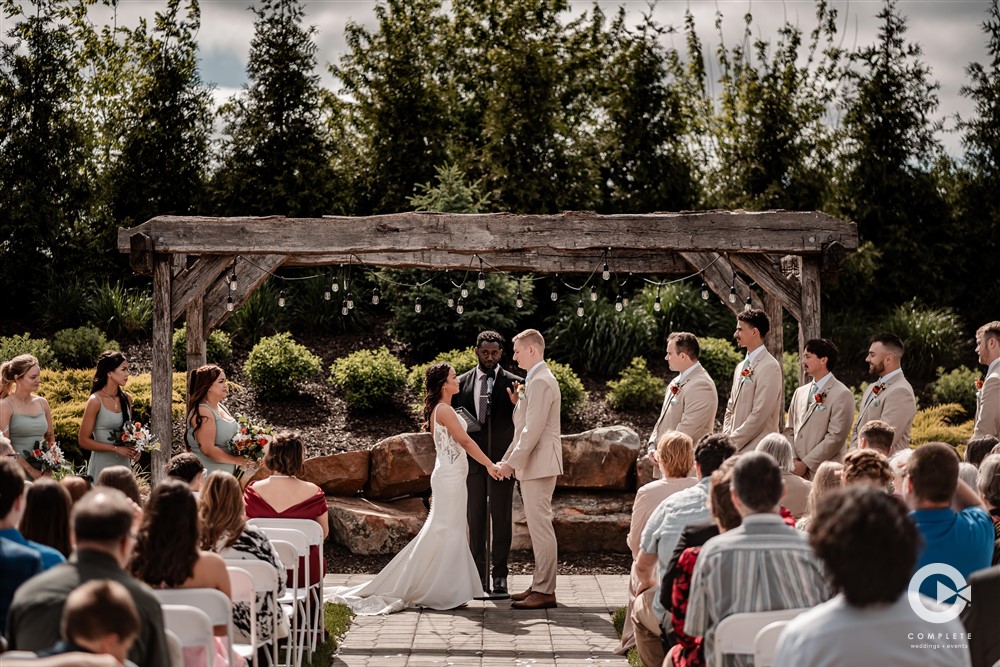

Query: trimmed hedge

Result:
[548,360,588,420]
[606,357,665,411]
[51,326,118,369]
[407,348,479,394]
[0,333,58,369]
[172,328,234,371]
[243,333,323,397]
[330,346,409,411]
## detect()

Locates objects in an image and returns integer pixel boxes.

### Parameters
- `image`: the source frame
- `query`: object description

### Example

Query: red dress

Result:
[243,484,326,586]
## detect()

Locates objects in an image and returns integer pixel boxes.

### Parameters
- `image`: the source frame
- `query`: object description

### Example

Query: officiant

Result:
[452,330,521,597]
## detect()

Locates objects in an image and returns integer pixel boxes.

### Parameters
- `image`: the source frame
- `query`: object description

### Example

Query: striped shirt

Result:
[684,513,830,667]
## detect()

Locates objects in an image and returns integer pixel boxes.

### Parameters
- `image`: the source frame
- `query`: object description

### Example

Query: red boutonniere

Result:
[871,383,884,396]
[976,378,985,391]
[813,391,826,404]
[670,384,680,395]
[740,366,754,383]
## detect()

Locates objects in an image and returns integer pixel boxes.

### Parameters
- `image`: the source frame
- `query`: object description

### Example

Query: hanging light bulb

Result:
[622,295,630,308]
[226,296,234,312]
[278,291,286,308]
[590,285,598,302]
[701,282,709,301]
[602,261,611,281]
[456,297,465,315]
[323,289,331,301]
[341,299,349,316]
[477,271,486,290]
[615,294,623,312]
[371,287,380,305]
[654,294,662,312]
[331,280,340,293]
[346,292,354,310]
[461,286,469,299]
[550,275,559,301]
[447,294,455,309]
[577,299,585,317]
[414,297,422,314]
[728,285,737,304]
[744,295,752,312]
[229,270,238,292]
[515,290,523,309]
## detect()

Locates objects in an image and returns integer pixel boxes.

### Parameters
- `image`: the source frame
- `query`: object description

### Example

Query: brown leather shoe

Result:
[510,587,533,602]
[511,592,557,610]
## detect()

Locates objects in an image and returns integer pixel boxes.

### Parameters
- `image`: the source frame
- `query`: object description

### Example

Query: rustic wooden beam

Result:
[128,232,154,275]
[118,210,857,257]
[203,255,287,334]
[730,254,803,322]
[170,255,232,322]
[678,251,756,317]
[151,255,173,485]
[798,256,822,385]
[186,295,206,382]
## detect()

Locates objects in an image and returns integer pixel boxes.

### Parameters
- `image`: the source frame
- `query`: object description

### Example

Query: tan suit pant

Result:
[520,475,558,594]
[629,587,665,667]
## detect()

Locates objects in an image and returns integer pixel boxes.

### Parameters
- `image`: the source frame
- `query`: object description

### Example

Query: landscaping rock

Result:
[511,489,633,553]
[302,451,369,496]
[365,432,436,500]
[636,455,657,488]
[557,425,641,491]
[327,496,428,555]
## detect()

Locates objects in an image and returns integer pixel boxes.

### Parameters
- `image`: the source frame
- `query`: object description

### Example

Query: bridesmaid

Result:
[78,351,139,479]
[0,354,54,480]
[186,364,247,475]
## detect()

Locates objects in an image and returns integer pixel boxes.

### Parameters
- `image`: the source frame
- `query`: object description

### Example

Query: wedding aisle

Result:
[328,573,630,666]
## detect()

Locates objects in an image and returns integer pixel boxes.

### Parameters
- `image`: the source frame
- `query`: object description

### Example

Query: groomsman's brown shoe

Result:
[510,587,533,602]
[511,592,557,610]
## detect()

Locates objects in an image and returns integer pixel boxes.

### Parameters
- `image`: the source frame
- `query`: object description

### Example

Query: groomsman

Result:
[646,332,718,458]
[721,309,783,454]
[783,338,854,478]
[848,333,916,452]
[499,329,563,610]
[973,321,1000,438]
[452,330,520,596]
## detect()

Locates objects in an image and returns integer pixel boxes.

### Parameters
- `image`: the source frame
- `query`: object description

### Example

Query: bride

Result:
[327,362,502,615]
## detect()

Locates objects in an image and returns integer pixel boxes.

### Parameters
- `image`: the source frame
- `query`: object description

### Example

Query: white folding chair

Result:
[227,559,283,667]
[270,539,306,667]
[161,603,216,667]
[753,620,791,667]
[714,608,807,666]
[248,518,326,649]
[156,588,236,667]
[227,566,259,667]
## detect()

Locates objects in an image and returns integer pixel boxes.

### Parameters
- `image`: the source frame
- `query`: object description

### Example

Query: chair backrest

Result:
[270,539,300,585]
[155,588,235,666]
[714,608,807,665]
[162,604,215,667]
[248,518,323,548]
[753,620,791,667]
[227,559,279,596]
[257,526,309,556]
[227,566,255,605]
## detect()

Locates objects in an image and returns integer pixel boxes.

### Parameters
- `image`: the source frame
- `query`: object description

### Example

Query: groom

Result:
[498,329,562,610]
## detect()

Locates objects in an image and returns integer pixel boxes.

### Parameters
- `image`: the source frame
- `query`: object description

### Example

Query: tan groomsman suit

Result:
[503,361,562,595]
[647,362,718,451]
[973,358,1000,438]
[722,347,783,454]
[848,369,916,452]
[783,374,854,475]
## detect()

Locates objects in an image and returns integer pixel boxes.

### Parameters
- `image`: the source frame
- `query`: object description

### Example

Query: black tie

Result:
[479,373,490,423]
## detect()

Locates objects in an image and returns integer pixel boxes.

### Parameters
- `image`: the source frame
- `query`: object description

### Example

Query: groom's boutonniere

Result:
[740,365,754,384]
[976,378,985,392]
[517,384,526,400]
[813,390,828,411]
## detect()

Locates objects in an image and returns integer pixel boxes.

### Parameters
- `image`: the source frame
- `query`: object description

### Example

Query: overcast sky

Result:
[82,1,996,156]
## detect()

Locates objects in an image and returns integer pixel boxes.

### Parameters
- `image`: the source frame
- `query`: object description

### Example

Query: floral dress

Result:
[215,524,287,643]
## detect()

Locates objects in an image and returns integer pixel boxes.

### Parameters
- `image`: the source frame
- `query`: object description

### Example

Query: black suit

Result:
[962,564,1000,667]
[452,364,521,581]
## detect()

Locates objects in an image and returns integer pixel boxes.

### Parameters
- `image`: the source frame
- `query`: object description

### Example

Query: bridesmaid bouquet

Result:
[229,414,274,463]
[115,420,161,454]
[22,440,71,473]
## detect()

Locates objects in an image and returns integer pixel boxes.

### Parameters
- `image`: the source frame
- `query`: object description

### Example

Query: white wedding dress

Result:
[325,408,484,615]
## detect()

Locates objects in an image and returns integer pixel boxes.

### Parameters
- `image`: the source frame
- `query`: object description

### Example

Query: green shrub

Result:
[0,333,58,369]
[880,300,965,381]
[930,366,980,418]
[330,346,409,411]
[32,273,93,330]
[782,352,800,407]
[87,281,153,340]
[635,283,734,345]
[243,333,323,397]
[697,337,742,388]
[548,360,588,420]
[171,328,234,371]
[222,280,287,346]
[910,404,973,447]
[407,348,479,394]
[51,326,118,369]
[607,357,666,411]
[546,294,657,378]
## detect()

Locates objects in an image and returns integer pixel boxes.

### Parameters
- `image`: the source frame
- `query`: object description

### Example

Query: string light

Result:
[278,290,286,308]
[331,280,340,293]
[654,289,662,312]
[615,294,623,312]
[341,299,349,316]
[414,297,422,314]
[456,297,465,315]
[228,264,238,292]
[346,292,354,310]
[226,295,234,312]
[622,295,630,308]
[477,259,486,290]
[461,286,469,298]
[602,261,610,281]
[371,287,380,305]
[550,274,558,301]
[323,289,331,301]
[447,294,455,308]
[744,295,752,312]
[590,285,598,302]
[728,285,737,304]
[577,299,585,317]
[701,282,709,301]
[515,289,523,309]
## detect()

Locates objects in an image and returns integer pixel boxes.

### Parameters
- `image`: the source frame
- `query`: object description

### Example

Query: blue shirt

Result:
[0,527,65,571]
[910,507,993,599]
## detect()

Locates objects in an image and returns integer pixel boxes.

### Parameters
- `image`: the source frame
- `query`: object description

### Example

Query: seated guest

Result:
[857,419,894,457]
[755,433,811,518]
[842,448,893,491]
[978,454,1000,565]
[60,475,92,506]
[6,488,170,667]
[775,485,971,667]
[888,448,913,499]
[615,431,697,654]
[685,452,830,667]
[200,471,287,646]
[95,465,142,506]
[36,579,140,663]
[966,435,999,468]
[1,654,123,667]
[795,461,842,531]
[0,458,64,570]
[0,458,43,631]
[244,432,329,586]
[165,452,206,497]
[20,479,73,559]
[959,462,980,491]
[962,564,1000,667]
[905,442,993,599]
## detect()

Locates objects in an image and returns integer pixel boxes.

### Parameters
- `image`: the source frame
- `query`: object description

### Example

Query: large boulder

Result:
[636,455,658,488]
[365,432,436,500]
[302,451,370,496]
[557,426,641,491]
[511,489,633,553]
[327,496,428,555]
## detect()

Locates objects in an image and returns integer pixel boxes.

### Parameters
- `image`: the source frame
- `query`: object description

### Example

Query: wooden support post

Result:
[798,256,822,385]
[151,254,173,485]
[186,295,206,383]
[764,293,785,410]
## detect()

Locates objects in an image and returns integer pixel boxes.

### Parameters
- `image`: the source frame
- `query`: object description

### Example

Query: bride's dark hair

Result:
[422,363,452,430]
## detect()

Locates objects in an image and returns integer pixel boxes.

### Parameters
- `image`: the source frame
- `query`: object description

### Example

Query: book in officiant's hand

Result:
[454,406,482,433]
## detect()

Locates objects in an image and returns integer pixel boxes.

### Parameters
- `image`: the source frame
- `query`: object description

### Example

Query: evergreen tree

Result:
[212,0,336,217]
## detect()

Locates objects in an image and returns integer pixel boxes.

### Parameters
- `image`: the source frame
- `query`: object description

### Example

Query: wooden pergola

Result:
[118,210,858,481]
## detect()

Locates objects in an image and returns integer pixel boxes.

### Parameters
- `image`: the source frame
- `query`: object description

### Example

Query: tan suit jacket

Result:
[973,364,1000,439]
[781,472,812,518]
[783,376,854,475]
[647,364,718,450]
[722,349,783,453]
[848,373,916,452]
[504,362,563,481]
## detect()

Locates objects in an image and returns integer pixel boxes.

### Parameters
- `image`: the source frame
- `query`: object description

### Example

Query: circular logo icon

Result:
[907,563,970,624]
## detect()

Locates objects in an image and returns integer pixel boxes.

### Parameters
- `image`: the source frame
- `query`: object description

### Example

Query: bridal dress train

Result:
[326,413,484,615]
